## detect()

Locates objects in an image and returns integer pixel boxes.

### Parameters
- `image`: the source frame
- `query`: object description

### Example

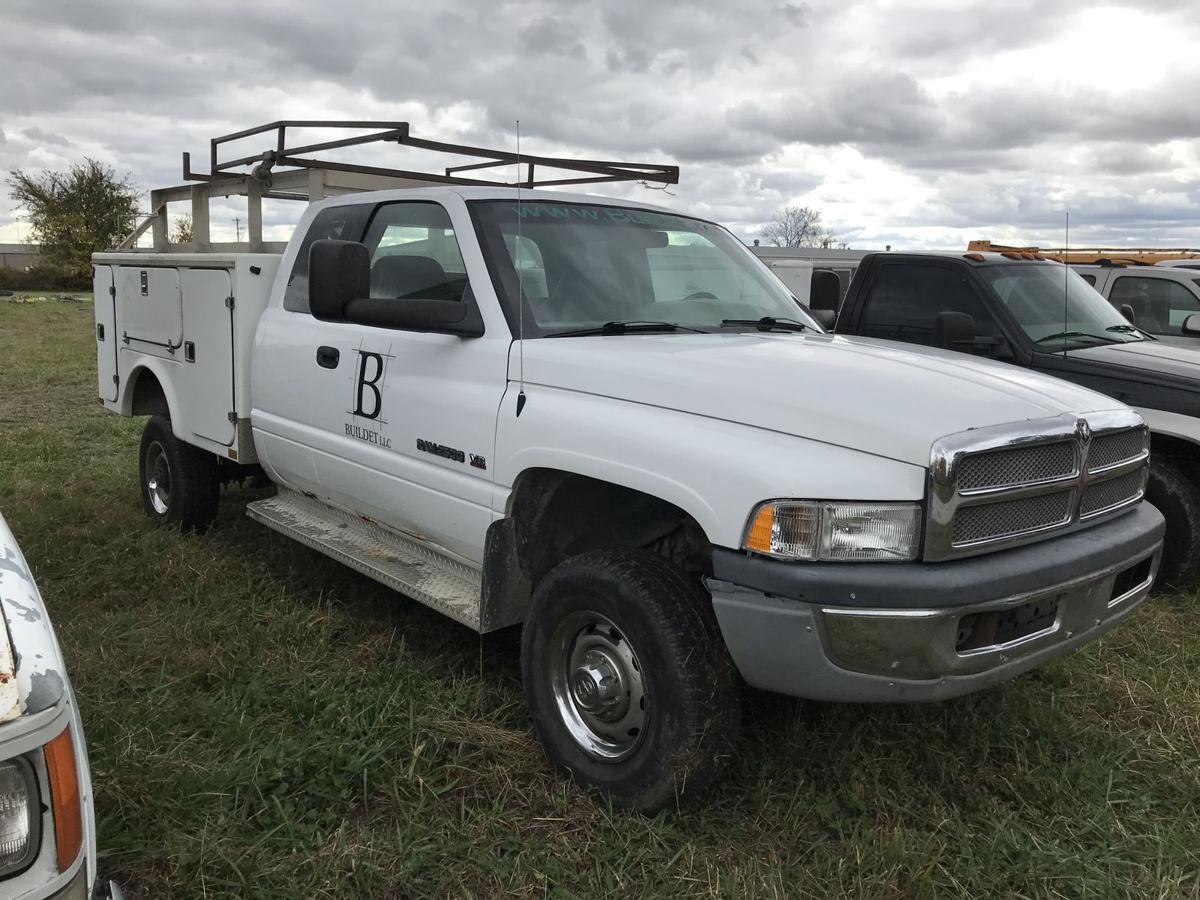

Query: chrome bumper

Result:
[708,502,1164,703]
[819,551,1155,680]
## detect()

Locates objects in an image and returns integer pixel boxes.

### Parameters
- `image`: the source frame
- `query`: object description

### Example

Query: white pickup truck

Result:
[92,129,1165,810]
[0,513,123,899]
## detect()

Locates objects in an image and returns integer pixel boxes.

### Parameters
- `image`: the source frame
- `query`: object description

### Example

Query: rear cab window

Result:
[283,204,372,313]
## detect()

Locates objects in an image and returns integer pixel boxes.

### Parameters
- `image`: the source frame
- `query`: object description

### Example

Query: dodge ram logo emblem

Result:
[1075,418,1092,443]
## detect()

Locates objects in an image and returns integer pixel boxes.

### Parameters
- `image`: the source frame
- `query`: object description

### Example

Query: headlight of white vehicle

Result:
[0,756,39,877]
[743,500,922,561]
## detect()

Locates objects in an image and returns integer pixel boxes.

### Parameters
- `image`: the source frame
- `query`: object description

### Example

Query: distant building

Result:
[0,243,40,271]
[750,244,870,303]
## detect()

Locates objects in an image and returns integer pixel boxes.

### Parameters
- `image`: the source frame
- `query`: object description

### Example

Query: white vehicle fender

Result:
[494,387,927,550]
[1135,406,1200,447]
[118,357,187,438]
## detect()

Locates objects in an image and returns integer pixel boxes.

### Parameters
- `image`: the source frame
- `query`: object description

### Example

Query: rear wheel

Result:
[1145,456,1200,589]
[138,416,220,532]
[521,550,739,812]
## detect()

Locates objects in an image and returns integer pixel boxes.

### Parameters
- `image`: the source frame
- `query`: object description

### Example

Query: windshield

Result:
[469,200,818,336]
[980,264,1148,348]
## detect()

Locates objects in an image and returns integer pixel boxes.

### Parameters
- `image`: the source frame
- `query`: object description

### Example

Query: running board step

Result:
[246,488,482,630]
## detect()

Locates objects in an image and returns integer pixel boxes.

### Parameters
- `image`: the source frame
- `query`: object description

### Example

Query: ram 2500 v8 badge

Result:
[92,124,1164,811]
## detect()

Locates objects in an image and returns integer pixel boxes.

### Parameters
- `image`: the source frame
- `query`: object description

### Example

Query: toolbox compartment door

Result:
[93,265,118,401]
[115,265,183,357]
[181,268,236,446]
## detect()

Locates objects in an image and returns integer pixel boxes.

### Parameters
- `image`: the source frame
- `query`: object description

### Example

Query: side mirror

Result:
[810,308,837,330]
[932,311,976,351]
[1118,303,1137,325]
[1183,313,1200,336]
[310,239,369,321]
[810,270,841,312]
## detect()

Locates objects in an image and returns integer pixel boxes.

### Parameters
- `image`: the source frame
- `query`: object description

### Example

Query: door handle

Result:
[316,346,340,369]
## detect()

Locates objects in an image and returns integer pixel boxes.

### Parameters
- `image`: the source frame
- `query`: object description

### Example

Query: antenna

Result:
[515,121,527,417]
[1063,210,1069,360]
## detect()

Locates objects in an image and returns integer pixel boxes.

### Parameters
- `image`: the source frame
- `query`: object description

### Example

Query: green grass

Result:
[1,297,1198,899]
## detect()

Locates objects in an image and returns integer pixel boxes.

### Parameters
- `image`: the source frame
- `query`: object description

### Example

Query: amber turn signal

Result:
[44,727,82,873]
[744,504,775,553]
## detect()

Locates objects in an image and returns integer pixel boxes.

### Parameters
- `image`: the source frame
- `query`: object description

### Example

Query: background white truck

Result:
[94,123,1165,811]
[0,513,123,900]
[1072,262,1200,344]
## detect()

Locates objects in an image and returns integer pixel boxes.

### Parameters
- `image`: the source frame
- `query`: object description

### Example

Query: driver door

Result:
[296,199,510,564]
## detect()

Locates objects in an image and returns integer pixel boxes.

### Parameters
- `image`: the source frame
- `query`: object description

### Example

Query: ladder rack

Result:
[122,121,680,253]
[968,240,1200,266]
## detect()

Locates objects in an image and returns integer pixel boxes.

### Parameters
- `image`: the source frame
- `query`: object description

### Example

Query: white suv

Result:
[1074,263,1200,343]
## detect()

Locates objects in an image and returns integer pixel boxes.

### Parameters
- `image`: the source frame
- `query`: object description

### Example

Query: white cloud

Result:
[0,0,1198,251]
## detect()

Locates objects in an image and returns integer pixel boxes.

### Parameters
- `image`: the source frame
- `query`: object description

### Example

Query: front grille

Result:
[927,412,1149,560]
[951,490,1074,545]
[1082,470,1145,517]
[957,441,1076,491]
[1088,430,1147,471]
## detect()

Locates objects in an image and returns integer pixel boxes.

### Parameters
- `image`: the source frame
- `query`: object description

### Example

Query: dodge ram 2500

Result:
[95,189,1164,811]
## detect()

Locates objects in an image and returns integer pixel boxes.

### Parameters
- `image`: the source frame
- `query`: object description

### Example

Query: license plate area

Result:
[956,594,1062,653]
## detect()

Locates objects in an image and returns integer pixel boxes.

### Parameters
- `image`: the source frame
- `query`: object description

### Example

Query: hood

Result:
[0,513,67,724]
[519,332,1130,466]
[1068,339,1200,382]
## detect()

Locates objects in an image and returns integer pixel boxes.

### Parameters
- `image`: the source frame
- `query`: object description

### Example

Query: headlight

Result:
[0,756,39,877]
[743,500,922,561]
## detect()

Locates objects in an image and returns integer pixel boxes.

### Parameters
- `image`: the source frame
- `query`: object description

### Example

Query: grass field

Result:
[1,296,1198,899]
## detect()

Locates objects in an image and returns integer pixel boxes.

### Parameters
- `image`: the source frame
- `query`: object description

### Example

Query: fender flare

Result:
[1135,406,1200,448]
[120,358,186,439]
[503,450,721,546]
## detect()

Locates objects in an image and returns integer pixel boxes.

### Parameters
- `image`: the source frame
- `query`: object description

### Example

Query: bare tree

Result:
[761,206,838,248]
[171,214,194,245]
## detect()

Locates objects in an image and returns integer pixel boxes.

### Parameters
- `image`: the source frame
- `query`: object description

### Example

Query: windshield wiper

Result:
[545,320,707,338]
[720,316,809,333]
[1035,330,1113,346]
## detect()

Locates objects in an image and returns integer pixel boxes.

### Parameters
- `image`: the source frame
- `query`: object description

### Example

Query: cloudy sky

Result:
[1,0,1198,251]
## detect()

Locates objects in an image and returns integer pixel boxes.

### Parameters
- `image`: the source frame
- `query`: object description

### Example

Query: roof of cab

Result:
[874,250,1060,265]
[307,185,679,216]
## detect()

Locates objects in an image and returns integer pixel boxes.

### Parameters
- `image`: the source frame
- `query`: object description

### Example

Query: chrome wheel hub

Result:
[570,649,624,714]
[144,441,172,516]
[550,611,646,762]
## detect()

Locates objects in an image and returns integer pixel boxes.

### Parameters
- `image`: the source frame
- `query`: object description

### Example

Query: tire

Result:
[138,415,220,532]
[1145,456,1200,589]
[521,550,740,812]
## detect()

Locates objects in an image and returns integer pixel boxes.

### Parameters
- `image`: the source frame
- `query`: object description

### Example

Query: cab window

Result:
[1110,276,1200,335]
[362,202,468,303]
[858,263,998,350]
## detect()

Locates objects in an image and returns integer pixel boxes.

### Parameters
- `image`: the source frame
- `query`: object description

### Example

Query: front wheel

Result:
[521,551,739,812]
[138,416,220,532]
[1145,456,1200,589]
